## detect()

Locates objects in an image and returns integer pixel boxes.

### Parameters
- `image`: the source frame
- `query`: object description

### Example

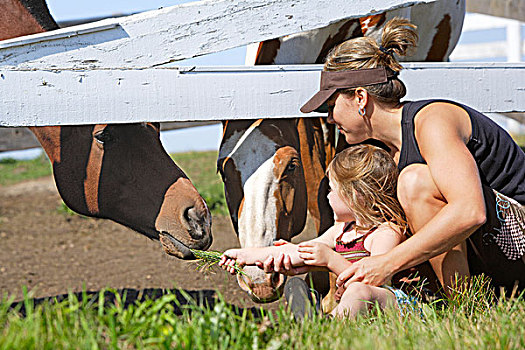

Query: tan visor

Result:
[300,67,395,113]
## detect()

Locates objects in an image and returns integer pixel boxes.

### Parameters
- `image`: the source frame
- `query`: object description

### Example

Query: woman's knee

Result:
[398,164,442,211]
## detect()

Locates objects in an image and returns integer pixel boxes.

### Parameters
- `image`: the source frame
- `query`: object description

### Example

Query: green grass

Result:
[1,281,524,349]
[0,154,52,186]
[512,134,525,151]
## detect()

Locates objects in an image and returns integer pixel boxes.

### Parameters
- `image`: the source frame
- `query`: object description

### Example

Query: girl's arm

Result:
[291,222,354,276]
[308,221,348,249]
[297,241,352,275]
[255,221,349,275]
[298,223,403,276]
[219,244,304,274]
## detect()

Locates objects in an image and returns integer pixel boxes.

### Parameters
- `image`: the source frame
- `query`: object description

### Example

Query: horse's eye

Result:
[94,129,112,145]
[286,159,300,173]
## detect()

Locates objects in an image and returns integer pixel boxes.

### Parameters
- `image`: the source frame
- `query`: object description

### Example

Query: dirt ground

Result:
[0,176,317,310]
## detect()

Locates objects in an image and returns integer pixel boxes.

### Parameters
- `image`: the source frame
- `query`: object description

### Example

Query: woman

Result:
[266,18,525,296]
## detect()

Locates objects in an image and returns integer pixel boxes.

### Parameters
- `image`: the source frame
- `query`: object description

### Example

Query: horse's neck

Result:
[29,126,62,163]
[3,0,65,163]
[0,0,57,40]
[296,118,335,234]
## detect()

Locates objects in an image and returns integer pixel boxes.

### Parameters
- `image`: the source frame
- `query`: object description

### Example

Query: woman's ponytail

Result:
[378,18,418,71]
[323,17,419,105]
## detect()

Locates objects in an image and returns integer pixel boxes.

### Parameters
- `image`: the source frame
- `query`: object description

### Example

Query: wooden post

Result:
[466,0,525,22]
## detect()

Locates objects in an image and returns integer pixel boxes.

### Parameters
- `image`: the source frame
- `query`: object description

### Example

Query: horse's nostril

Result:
[184,206,209,240]
[271,272,284,288]
[185,207,198,222]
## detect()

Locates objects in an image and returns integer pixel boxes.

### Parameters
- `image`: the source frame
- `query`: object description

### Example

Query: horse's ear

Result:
[142,122,161,133]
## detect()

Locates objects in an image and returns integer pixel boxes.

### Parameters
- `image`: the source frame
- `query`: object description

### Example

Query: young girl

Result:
[219,144,411,318]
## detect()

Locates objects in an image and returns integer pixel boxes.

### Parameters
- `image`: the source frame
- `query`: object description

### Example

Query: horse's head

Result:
[31,124,212,259]
[5,1,212,259]
[218,119,311,302]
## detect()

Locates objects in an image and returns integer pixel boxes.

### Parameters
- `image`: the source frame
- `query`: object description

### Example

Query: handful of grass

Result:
[190,249,246,276]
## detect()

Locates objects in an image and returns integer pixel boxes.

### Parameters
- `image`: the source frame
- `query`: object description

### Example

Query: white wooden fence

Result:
[0,0,524,128]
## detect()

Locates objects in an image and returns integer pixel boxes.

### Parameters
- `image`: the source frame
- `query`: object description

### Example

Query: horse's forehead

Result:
[219,127,279,186]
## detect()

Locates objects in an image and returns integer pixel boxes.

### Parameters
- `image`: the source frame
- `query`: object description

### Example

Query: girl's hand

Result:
[335,254,393,288]
[273,239,290,246]
[218,249,245,275]
[297,242,333,267]
[256,253,308,276]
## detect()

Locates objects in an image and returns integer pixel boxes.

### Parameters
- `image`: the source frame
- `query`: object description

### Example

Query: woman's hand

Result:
[335,254,394,288]
[254,240,295,275]
[297,242,333,267]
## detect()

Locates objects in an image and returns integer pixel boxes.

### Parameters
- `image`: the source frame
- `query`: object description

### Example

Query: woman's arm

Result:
[387,103,485,269]
[337,104,486,287]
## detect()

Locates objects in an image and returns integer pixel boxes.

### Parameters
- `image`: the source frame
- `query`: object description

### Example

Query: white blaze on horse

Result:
[218,0,466,302]
[2,0,212,259]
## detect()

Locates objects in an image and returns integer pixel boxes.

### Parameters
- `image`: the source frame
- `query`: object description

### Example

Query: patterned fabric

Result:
[334,222,376,262]
[383,285,422,317]
[493,191,525,260]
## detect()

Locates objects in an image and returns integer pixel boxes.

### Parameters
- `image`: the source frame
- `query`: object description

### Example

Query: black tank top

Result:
[398,99,525,204]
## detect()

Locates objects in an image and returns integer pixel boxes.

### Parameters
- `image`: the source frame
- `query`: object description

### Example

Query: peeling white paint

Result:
[0,0,436,70]
[0,63,524,126]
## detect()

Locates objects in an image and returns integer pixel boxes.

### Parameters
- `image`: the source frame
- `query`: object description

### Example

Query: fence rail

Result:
[466,0,525,22]
[1,63,524,127]
[0,0,434,70]
[2,0,525,151]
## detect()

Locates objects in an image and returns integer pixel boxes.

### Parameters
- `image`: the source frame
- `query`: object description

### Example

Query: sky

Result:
[47,0,191,20]
[1,2,524,159]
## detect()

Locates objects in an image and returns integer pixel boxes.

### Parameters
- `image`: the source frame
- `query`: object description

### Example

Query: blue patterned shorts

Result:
[384,285,422,317]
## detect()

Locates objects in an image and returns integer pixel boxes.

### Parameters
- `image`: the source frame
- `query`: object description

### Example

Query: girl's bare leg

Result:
[398,164,470,297]
[330,282,396,318]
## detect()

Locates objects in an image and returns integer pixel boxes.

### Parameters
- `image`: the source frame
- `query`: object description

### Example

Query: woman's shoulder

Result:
[416,101,468,122]
[414,101,472,146]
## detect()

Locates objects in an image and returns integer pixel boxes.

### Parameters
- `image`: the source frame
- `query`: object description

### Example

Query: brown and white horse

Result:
[218,0,466,302]
[218,117,335,301]
[2,0,212,259]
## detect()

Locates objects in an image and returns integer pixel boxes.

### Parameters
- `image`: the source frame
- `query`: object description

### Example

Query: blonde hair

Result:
[327,144,407,235]
[324,18,418,106]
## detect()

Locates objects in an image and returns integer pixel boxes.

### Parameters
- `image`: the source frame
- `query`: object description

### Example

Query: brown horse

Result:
[218,0,466,302]
[2,0,212,259]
